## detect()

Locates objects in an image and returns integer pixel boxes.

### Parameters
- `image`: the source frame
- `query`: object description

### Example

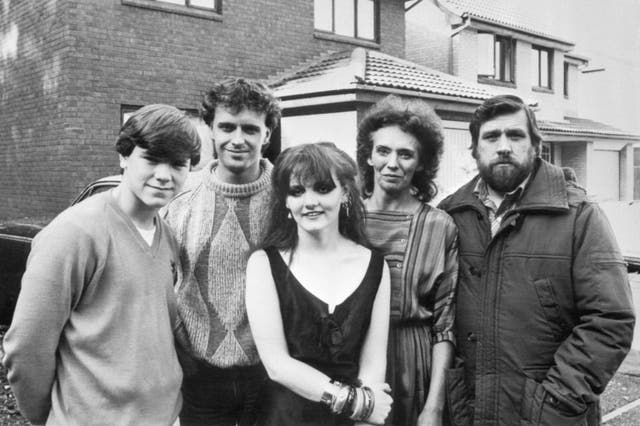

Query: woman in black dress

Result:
[246,142,392,425]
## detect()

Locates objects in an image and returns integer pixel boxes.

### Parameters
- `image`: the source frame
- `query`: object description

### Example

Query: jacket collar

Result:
[445,159,569,214]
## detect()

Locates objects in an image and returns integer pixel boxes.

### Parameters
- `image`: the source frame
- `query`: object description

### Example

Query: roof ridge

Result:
[435,0,573,45]
[366,49,494,93]
[267,50,348,87]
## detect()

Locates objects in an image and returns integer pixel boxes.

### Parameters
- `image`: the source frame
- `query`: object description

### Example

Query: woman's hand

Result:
[362,382,392,425]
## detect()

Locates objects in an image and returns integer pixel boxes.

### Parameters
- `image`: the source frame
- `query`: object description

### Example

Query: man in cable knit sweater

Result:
[3,104,201,425]
[163,78,281,426]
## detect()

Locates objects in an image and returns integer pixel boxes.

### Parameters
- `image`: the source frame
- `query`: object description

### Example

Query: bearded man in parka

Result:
[439,95,635,426]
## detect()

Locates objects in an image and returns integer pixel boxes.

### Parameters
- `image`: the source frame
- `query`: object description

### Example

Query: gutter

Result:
[450,14,471,37]
[405,0,424,12]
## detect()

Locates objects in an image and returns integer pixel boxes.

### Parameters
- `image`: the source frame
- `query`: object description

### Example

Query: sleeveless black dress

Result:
[257,247,384,426]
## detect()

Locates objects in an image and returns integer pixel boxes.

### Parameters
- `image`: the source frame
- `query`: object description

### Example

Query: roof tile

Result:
[270,48,495,100]
[439,0,572,44]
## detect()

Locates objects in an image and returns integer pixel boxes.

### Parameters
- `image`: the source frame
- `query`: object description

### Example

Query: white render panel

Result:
[435,123,478,204]
[590,149,620,201]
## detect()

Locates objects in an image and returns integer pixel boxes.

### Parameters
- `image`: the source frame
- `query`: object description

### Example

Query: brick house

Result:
[405,0,640,201]
[0,0,408,219]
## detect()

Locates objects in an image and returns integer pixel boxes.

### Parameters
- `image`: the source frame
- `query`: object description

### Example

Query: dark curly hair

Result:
[469,94,542,158]
[200,77,281,133]
[262,142,367,251]
[356,95,444,202]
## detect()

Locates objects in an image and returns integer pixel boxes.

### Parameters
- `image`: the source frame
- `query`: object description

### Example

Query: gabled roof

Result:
[269,48,494,101]
[436,0,573,45]
[539,117,640,140]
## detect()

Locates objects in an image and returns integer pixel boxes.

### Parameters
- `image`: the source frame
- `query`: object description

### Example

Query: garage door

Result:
[591,150,620,201]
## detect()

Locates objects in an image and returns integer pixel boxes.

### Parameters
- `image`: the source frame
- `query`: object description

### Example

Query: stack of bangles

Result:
[320,380,375,422]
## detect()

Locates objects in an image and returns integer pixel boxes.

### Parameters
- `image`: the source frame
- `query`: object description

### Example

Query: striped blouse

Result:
[364,203,458,344]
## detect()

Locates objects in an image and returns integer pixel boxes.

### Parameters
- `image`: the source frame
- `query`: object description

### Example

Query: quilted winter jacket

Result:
[438,159,635,426]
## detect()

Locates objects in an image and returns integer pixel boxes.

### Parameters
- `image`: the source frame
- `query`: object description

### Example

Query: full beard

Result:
[478,157,535,194]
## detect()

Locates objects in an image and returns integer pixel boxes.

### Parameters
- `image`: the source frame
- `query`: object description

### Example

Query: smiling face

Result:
[119,146,190,212]
[475,110,537,194]
[285,173,344,235]
[367,125,423,197]
[211,106,271,183]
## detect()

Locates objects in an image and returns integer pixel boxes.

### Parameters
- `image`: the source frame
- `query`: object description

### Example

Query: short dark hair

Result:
[469,95,542,158]
[356,95,444,202]
[116,104,201,166]
[200,77,281,133]
[262,142,366,251]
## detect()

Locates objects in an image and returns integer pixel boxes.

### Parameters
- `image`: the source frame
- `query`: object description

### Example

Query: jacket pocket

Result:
[532,278,568,338]
[537,396,588,426]
[520,376,546,425]
[445,365,473,426]
[520,375,588,426]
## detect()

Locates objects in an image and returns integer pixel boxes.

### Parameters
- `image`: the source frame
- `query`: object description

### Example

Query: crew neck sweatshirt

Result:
[164,159,273,368]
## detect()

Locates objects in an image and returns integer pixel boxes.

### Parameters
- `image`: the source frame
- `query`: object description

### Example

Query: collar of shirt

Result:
[474,174,531,242]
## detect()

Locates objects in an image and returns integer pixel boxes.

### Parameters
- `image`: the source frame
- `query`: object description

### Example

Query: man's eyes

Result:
[242,127,260,135]
[481,132,500,141]
[216,124,260,134]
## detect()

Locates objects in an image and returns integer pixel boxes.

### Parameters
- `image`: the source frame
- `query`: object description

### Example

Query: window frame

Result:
[121,105,199,127]
[154,0,219,12]
[477,34,516,87]
[563,61,570,98]
[122,0,222,21]
[540,142,553,163]
[634,147,640,200]
[313,0,379,44]
[532,45,554,91]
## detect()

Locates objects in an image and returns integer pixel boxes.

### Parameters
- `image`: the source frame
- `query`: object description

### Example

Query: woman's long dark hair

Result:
[262,142,367,251]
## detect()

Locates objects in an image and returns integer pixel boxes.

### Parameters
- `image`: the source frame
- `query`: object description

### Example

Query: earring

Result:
[341,197,351,218]
[287,210,293,220]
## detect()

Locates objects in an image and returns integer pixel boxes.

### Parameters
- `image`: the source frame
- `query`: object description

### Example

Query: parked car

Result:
[0,176,121,325]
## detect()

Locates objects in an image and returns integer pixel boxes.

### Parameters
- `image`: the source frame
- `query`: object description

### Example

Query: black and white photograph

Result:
[0,0,638,425]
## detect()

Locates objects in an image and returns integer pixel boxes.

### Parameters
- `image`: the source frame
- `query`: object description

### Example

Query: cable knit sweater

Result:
[164,159,273,368]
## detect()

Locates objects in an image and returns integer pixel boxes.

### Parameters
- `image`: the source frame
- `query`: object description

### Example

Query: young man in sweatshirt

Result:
[3,104,201,425]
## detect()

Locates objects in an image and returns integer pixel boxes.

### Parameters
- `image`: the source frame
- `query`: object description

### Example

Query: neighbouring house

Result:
[0,0,408,219]
[405,0,640,201]
[269,47,494,201]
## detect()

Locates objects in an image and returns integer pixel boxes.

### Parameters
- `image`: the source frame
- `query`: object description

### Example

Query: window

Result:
[563,62,570,97]
[477,34,515,83]
[532,46,553,89]
[314,0,377,41]
[121,105,198,126]
[541,142,553,163]
[123,0,221,19]
[154,0,218,10]
[634,148,640,199]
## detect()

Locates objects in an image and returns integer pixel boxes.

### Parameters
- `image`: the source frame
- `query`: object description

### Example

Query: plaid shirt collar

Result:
[473,175,530,236]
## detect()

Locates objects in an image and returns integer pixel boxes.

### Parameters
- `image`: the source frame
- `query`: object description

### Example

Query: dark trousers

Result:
[180,362,267,426]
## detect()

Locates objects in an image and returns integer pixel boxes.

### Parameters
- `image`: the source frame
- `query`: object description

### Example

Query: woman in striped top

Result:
[356,95,459,426]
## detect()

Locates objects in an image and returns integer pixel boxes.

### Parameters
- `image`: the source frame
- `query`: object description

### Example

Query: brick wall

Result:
[405,0,451,73]
[0,0,405,219]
